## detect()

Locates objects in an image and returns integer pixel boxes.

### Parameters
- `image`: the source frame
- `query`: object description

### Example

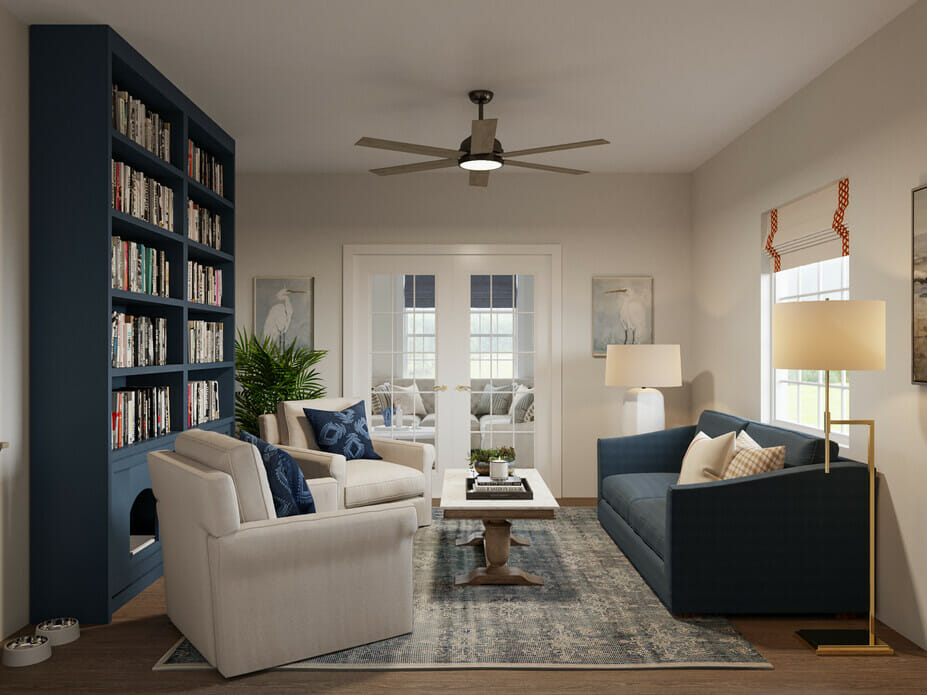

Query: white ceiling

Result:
[2,0,915,173]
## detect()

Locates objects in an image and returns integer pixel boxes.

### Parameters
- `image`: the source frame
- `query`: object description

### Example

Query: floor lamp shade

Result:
[772,300,885,370]
[605,344,681,435]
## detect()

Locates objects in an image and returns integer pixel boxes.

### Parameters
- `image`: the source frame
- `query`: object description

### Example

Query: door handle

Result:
[432,385,447,392]
[0,442,8,451]
[456,385,472,392]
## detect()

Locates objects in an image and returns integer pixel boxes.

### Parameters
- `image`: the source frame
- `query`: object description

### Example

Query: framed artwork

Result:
[592,276,653,357]
[913,185,927,382]
[253,276,314,350]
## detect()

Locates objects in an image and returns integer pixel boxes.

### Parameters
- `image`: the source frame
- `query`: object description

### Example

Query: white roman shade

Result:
[764,178,850,272]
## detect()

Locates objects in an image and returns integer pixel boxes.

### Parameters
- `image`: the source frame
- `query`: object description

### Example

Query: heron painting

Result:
[592,276,653,356]
[253,277,314,350]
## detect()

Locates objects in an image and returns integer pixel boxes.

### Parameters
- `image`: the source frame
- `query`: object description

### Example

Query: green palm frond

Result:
[234,328,328,435]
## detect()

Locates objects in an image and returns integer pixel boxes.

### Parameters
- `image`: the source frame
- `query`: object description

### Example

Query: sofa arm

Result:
[305,476,338,513]
[666,461,868,613]
[205,502,417,676]
[597,425,695,492]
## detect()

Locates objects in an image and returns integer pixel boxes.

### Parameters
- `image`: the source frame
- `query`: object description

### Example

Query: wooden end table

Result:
[439,468,559,586]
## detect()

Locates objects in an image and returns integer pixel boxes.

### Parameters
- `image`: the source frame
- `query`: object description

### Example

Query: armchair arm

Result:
[370,438,434,505]
[666,461,868,613]
[597,425,696,494]
[205,502,417,676]
[259,414,280,444]
[280,445,347,508]
[305,476,338,513]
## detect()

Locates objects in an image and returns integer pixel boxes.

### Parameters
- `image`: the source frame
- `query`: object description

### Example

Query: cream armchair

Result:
[148,429,417,678]
[259,397,434,527]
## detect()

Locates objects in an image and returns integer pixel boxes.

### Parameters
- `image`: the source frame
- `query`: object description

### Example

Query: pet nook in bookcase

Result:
[30,25,236,623]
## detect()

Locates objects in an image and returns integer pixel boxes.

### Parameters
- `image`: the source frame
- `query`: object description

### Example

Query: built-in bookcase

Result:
[30,25,236,624]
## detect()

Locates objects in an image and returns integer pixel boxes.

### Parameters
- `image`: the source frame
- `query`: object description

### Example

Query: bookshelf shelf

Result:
[30,25,236,625]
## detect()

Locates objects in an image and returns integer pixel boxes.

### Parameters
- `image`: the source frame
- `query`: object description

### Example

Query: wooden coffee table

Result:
[439,468,559,586]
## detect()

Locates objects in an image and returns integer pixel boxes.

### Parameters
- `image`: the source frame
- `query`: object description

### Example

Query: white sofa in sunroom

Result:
[368,377,536,467]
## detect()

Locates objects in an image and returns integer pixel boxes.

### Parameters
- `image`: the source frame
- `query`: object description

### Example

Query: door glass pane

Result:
[368,274,436,448]
[470,274,535,468]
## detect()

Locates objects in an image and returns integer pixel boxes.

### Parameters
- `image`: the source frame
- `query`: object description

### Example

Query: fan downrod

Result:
[468,89,493,120]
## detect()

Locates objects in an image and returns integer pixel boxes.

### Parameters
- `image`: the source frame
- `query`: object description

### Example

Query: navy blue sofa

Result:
[597,410,869,615]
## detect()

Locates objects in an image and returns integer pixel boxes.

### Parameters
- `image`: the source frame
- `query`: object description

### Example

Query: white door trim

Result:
[343,243,563,496]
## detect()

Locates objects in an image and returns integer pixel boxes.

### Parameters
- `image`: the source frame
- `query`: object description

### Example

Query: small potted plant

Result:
[468,446,516,476]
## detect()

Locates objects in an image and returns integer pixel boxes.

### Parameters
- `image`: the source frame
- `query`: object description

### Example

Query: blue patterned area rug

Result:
[154,508,770,671]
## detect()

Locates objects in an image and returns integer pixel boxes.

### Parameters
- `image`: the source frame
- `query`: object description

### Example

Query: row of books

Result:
[111,236,170,297]
[111,386,171,449]
[112,84,172,162]
[188,380,220,426]
[187,200,222,249]
[112,312,167,368]
[189,320,224,363]
[188,140,224,196]
[112,160,175,231]
[187,261,223,306]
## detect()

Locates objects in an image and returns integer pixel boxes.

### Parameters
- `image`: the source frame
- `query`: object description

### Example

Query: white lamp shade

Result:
[605,344,682,388]
[772,300,885,370]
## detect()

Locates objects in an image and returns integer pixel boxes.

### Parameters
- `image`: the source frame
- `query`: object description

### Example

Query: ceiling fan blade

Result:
[356,137,463,160]
[369,159,459,176]
[502,138,609,159]
[470,118,498,154]
[469,171,490,187]
[504,160,588,175]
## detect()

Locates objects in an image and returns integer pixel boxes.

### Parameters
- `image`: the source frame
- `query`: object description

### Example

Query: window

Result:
[470,308,514,378]
[772,256,849,435]
[402,275,436,379]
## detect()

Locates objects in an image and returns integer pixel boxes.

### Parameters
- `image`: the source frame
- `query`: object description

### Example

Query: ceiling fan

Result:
[355,90,609,187]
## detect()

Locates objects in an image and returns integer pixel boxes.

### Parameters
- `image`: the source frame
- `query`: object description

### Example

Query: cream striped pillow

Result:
[723,433,785,480]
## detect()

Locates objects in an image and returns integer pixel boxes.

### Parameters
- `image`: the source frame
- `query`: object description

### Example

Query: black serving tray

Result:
[466,476,534,500]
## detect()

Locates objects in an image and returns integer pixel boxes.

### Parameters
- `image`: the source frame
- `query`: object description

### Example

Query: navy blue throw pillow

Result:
[239,431,316,517]
[302,401,382,461]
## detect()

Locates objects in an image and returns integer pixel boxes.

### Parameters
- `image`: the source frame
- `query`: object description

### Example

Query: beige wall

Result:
[692,0,927,649]
[236,173,693,497]
[0,4,29,639]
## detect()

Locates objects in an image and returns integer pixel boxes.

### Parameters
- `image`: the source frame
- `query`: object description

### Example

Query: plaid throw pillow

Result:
[370,383,391,415]
[723,445,785,479]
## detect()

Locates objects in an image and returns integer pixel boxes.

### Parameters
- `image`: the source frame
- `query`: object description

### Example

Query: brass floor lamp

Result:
[772,299,892,656]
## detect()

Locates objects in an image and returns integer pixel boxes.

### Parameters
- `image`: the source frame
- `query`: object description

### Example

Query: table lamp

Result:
[605,344,681,435]
[772,299,891,656]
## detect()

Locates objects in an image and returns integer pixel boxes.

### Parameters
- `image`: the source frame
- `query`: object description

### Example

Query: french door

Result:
[344,246,561,496]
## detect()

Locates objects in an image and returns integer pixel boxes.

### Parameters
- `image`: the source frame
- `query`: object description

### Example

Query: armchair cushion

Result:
[239,431,315,516]
[302,401,381,461]
[344,459,424,508]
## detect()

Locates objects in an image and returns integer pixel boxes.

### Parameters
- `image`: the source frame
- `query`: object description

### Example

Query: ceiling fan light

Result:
[458,154,503,171]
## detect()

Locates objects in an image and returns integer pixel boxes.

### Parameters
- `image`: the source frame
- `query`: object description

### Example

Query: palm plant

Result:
[235,329,327,435]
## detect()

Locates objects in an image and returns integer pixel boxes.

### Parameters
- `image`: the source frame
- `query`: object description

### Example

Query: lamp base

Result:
[621,387,665,435]
[795,629,894,656]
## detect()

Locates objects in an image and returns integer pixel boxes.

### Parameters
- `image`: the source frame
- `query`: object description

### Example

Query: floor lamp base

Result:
[795,629,894,656]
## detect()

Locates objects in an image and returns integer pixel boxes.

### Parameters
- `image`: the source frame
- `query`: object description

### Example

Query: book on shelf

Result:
[111,385,171,449]
[112,84,171,163]
[112,312,167,368]
[188,320,224,363]
[187,200,221,249]
[188,379,220,426]
[186,261,223,306]
[111,159,175,231]
[111,236,170,297]
[187,139,224,196]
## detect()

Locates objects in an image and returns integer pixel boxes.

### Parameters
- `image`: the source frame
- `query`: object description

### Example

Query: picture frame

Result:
[253,276,314,350]
[913,185,927,383]
[591,276,653,357]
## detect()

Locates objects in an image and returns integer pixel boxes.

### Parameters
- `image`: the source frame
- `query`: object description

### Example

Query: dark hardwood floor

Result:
[3,504,926,693]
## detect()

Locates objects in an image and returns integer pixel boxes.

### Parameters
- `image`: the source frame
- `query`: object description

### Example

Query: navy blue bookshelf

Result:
[30,25,236,624]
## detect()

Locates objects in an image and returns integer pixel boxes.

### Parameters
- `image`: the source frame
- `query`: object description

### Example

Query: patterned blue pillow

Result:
[302,401,382,461]
[239,431,316,517]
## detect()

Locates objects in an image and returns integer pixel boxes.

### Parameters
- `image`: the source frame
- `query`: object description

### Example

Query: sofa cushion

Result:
[627,498,667,560]
[174,429,275,523]
[303,402,382,461]
[475,383,515,416]
[743,421,838,467]
[723,444,785,479]
[239,431,315,517]
[601,472,677,520]
[697,410,750,438]
[343,459,425,507]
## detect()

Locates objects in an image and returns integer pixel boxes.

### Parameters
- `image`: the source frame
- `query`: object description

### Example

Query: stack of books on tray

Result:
[466,474,534,500]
